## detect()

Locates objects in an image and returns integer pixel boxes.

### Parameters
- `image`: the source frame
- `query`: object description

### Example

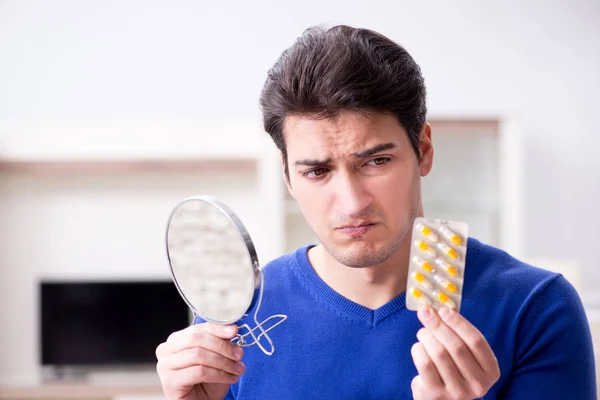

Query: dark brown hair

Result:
[260,24,427,179]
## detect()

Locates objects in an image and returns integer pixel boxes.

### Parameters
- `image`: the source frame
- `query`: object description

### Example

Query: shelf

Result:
[428,118,499,133]
[0,157,258,174]
[0,119,267,161]
[0,383,163,399]
[423,201,499,213]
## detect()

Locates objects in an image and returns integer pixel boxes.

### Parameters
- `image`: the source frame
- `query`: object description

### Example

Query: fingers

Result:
[416,306,500,398]
[161,346,246,377]
[411,376,430,400]
[437,307,499,375]
[159,323,243,362]
[170,322,240,343]
[416,328,467,394]
[410,341,443,387]
[417,307,485,382]
[168,365,240,387]
[156,323,245,399]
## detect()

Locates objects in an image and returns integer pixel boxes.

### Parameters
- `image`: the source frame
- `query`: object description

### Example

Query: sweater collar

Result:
[292,244,407,327]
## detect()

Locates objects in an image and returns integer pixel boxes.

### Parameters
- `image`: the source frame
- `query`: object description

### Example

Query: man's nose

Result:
[334,174,372,218]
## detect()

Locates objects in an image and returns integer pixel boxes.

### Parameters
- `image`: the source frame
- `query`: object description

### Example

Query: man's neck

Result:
[307,240,411,310]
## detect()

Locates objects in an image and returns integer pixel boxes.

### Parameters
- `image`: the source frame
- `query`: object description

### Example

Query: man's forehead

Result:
[284,112,382,135]
[283,112,404,160]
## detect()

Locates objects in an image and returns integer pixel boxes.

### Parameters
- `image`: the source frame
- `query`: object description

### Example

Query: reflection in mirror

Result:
[166,198,257,323]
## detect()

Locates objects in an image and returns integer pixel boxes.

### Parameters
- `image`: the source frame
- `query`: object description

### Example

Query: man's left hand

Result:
[410,306,501,400]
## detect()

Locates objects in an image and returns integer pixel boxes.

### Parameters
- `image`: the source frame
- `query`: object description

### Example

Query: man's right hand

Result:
[156,323,246,400]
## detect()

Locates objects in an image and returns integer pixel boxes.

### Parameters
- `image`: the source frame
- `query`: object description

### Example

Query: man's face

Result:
[283,111,433,269]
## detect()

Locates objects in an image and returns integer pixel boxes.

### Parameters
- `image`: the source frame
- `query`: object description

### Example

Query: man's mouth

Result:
[336,223,376,236]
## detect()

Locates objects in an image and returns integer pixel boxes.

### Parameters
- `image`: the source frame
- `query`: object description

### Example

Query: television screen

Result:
[40,280,190,366]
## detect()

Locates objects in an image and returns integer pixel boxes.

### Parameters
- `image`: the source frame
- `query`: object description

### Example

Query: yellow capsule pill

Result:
[434,290,456,309]
[414,239,436,258]
[412,256,434,273]
[438,242,459,260]
[412,271,433,290]
[410,287,432,306]
[435,258,458,277]
[433,274,458,293]
[439,225,463,246]
[417,223,438,242]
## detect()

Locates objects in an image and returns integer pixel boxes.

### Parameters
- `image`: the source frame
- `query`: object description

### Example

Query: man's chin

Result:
[324,240,393,269]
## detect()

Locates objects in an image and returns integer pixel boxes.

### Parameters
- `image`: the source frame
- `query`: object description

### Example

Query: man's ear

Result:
[280,152,295,199]
[418,123,434,177]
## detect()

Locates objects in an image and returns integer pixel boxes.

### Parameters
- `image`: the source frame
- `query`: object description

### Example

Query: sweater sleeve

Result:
[500,275,597,399]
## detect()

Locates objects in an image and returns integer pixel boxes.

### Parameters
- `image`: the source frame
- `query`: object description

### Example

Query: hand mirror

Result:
[165,195,287,356]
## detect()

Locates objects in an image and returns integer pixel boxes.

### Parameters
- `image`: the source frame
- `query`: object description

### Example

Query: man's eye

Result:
[366,157,391,166]
[302,168,328,178]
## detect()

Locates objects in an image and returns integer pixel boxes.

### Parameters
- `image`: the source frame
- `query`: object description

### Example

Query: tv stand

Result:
[47,365,86,382]
[0,382,164,399]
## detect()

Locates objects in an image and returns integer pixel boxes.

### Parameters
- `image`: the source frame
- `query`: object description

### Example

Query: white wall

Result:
[0,0,599,383]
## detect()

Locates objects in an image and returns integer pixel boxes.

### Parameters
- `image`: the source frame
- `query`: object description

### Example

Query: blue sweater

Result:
[199,238,596,399]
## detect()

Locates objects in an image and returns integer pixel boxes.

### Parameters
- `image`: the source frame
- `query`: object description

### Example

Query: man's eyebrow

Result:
[294,157,332,167]
[353,143,397,158]
[292,143,397,167]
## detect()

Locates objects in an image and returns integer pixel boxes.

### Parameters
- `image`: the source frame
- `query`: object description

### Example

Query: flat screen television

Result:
[40,280,190,366]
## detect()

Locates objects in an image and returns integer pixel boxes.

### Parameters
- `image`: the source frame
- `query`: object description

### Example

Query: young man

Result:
[155,25,597,399]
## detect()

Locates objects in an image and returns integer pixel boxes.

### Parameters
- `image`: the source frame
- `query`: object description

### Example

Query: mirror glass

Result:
[166,197,259,324]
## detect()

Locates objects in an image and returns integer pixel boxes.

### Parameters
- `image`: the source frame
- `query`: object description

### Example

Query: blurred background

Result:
[0,0,598,398]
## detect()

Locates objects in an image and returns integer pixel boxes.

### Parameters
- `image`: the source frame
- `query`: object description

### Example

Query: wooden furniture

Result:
[0,383,164,400]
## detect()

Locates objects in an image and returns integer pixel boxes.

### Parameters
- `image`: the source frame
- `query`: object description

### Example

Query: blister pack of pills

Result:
[406,217,468,313]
